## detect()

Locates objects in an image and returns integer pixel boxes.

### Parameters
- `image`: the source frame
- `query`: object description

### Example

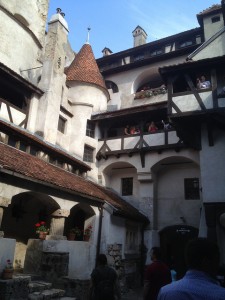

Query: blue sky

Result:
[48,0,220,59]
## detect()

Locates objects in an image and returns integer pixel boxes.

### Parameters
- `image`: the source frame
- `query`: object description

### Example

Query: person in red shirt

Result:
[148,121,158,133]
[143,247,172,300]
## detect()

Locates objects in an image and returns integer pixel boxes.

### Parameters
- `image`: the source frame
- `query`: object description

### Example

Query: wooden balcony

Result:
[0,98,27,127]
[97,129,184,166]
[170,88,225,116]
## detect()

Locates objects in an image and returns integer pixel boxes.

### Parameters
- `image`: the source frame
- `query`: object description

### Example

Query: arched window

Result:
[105,80,119,93]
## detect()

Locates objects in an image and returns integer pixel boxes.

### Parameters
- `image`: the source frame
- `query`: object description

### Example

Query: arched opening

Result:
[159,225,198,279]
[64,203,95,241]
[2,192,59,242]
[1,192,60,271]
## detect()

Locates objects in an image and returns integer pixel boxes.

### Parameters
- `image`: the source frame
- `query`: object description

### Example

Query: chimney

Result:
[132,25,147,47]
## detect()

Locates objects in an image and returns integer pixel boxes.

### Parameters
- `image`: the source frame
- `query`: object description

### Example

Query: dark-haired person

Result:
[143,247,171,300]
[90,254,121,300]
[157,238,225,300]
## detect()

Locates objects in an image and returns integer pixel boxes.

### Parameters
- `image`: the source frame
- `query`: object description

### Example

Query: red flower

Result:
[40,221,45,225]
[35,223,40,227]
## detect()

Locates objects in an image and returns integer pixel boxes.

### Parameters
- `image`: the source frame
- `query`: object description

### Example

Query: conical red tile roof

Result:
[66,43,107,92]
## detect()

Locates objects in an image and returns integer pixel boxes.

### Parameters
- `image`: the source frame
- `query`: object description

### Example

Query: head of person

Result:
[150,247,162,261]
[185,238,220,277]
[97,254,108,266]
[200,75,206,82]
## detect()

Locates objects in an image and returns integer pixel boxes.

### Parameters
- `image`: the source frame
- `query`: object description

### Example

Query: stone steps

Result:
[0,274,76,300]
[28,287,65,299]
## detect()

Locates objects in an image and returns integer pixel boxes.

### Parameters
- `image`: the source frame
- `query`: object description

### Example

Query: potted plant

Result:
[35,221,49,240]
[83,225,92,241]
[68,227,81,240]
[2,259,14,279]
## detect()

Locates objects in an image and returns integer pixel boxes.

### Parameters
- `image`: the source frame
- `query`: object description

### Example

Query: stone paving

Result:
[122,287,143,300]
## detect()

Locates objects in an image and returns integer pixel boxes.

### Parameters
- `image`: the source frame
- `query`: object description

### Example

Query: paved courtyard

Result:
[122,288,143,300]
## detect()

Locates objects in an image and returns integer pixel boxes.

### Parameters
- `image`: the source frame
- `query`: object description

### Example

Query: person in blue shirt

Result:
[157,238,225,300]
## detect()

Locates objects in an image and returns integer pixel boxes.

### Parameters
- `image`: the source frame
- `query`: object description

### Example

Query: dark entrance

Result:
[160,225,198,279]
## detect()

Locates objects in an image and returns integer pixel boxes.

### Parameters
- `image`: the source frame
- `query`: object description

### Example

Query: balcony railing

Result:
[97,129,182,160]
[134,86,167,100]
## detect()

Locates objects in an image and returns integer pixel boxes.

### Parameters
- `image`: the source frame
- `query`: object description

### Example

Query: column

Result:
[49,209,69,239]
[0,197,11,237]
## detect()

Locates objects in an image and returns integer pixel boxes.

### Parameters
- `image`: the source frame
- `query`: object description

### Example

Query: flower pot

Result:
[2,269,14,279]
[68,233,76,241]
[39,231,47,240]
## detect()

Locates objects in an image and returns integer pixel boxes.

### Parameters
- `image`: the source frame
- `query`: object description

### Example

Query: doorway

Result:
[160,225,198,279]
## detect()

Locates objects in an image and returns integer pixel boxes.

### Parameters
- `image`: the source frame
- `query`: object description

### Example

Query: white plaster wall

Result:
[156,164,201,230]
[0,238,16,273]
[0,10,42,74]
[104,56,187,109]
[27,95,41,132]
[99,148,200,177]
[172,92,213,113]
[203,13,224,41]
[0,103,26,127]
[41,240,96,279]
[193,31,225,60]
[0,0,48,43]
[68,83,108,113]
[200,125,225,202]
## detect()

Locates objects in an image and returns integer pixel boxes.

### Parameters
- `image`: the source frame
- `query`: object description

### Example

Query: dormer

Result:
[132,25,147,47]
[197,4,224,41]
[102,47,113,57]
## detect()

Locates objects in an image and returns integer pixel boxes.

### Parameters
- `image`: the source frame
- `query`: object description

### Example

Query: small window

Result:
[30,145,38,156]
[86,120,95,138]
[58,116,66,134]
[121,177,133,196]
[19,141,27,152]
[184,178,200,200]
[83,145,94,163]
[8,136,17,148]
[150,49,163,56]
[211,16,220,23]
[133,54,144,61]
[179,41,193,48]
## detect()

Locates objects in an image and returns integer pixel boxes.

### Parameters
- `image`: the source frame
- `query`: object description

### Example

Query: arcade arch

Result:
[64,203,96,241]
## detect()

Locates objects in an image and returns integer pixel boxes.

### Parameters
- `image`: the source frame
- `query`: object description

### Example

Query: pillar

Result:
[49,209,69,239]
[0,197,11,237]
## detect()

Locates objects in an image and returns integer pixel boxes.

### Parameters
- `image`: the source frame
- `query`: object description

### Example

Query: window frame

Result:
[184,178,200,200]
[58,116,67,134]
[83,145,94,163]
[86,120,95,138]
[121,177,133,196]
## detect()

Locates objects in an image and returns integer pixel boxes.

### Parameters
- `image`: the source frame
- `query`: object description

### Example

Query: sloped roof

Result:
[197,4,221,26]
[0,142,148,223]
[0,119,90,172]
[66,43,107,91]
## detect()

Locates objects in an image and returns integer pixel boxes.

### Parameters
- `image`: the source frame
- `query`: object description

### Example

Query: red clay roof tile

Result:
[66,44,107,92]
[0,142,147,222]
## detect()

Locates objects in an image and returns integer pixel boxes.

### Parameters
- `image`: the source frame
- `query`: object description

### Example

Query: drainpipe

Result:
[95,204,104,267]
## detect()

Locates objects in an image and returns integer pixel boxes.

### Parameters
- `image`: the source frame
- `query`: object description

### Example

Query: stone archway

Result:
[1,192,60,271]
[64,203,95,241]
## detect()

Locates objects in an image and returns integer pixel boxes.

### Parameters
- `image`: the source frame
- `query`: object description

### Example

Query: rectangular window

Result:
[211,16,220,23]
[184,178,200,200]
[86,120,95,138]
[121,177,133,196]
[8,136,17,148]
[83,145,94,163]
[58,116,66,133]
